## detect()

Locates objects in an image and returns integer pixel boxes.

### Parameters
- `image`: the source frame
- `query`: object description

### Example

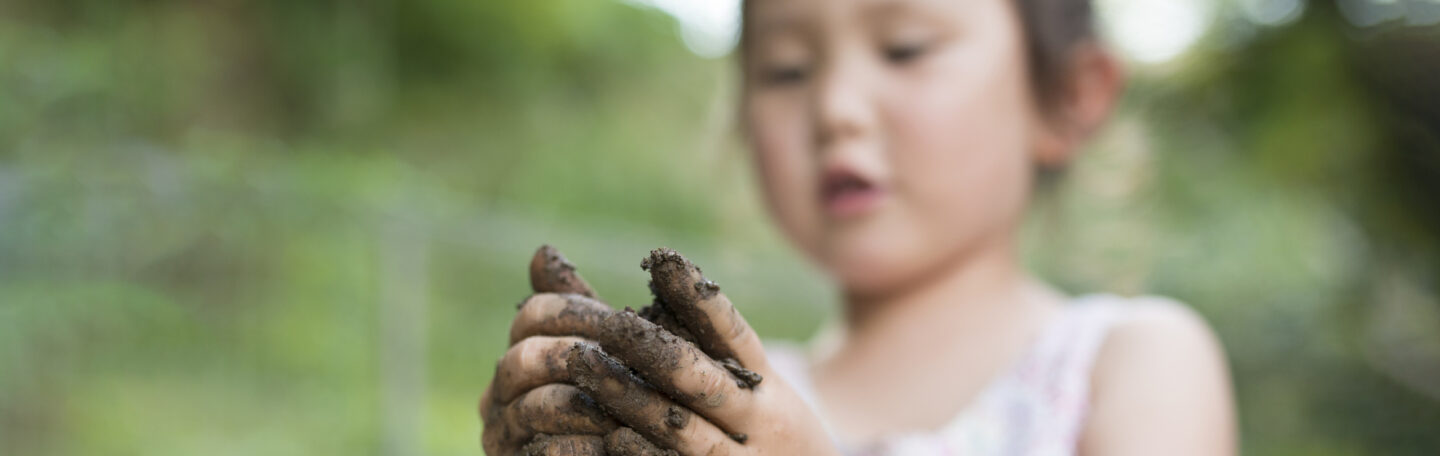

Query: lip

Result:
[820,166,887,220]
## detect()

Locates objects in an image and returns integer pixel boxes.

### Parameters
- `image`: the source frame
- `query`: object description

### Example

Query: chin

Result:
[820,218,931,299]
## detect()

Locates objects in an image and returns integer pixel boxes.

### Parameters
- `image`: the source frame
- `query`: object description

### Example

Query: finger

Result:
[530,245,598,298]
[482,393,610,456]
[512,293,614,345]
[595,309,756,432]
[520,434,607,456]
[567,342,743,455]
[641,248,766,379]
[635,303,696,344]
[480,384,505,454]
[605,427,676,456]
[482,424,507,455]
[491,384,619,450]
[481,381,502,425]
[494,336,591,403]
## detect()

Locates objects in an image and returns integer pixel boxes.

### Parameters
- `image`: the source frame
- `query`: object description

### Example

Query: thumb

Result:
[641,248,768,376]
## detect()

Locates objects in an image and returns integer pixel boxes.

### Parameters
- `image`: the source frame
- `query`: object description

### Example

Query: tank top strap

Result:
[1004,294,1133,450]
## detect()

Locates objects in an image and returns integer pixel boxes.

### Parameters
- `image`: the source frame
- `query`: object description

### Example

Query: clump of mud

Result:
[604,427,679,456]
[520,434,605,456]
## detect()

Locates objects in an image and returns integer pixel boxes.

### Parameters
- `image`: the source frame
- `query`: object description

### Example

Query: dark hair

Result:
[740,0,1098,109]
[1015,0,1097,108]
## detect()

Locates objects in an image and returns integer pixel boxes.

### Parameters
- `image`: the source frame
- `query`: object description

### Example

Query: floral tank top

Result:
[766,294,1154,456]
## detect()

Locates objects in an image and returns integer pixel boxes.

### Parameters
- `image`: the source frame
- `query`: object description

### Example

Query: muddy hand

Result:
[502,251,756,455]
[556,248,838,456]
[641,248,764,388]
[482,245,615,456]
[493,246,837,455]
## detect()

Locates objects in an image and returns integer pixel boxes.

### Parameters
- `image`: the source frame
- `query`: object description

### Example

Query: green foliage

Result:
[1,1,1438,455]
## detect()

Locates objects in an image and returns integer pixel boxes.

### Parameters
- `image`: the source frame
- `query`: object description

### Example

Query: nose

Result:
[812,58,877,152]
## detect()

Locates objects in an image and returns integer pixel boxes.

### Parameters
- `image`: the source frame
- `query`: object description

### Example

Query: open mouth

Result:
[821,167,885,219]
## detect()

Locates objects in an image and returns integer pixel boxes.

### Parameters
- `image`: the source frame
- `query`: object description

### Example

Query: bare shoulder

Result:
[1104,298,1221,357]
[1079,297,1237,456]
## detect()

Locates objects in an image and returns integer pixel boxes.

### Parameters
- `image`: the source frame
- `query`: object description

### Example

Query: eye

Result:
[762,65,810,86]
[884,42,928,65]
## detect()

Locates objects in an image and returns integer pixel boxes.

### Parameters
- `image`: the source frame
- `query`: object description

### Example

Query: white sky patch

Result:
[623,0,1224,64]
[1098,0,1217,64]
[623,0,742,58]
[1239,0,1307,27]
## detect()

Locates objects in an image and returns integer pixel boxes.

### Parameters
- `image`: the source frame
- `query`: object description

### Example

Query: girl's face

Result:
[743,0,1052,298]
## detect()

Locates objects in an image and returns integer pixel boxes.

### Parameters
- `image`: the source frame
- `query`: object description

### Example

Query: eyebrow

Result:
[861,0,953,25]
[862,0,912,18]
[745,13,812,39]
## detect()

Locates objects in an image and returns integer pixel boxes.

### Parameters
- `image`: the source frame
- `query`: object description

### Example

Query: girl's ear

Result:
[1033,43,1126,167]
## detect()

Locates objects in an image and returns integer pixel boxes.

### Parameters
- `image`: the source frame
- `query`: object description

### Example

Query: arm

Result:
[1079,300,1238,456]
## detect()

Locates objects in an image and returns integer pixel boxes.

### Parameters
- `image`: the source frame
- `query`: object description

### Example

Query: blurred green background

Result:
[3,0,1440,454]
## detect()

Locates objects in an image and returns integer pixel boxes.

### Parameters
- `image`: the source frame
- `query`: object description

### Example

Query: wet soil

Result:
[520,434,605,456]
[604,427,678,456]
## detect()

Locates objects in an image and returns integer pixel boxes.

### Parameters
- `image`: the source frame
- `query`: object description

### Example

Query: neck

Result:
[832,235,1052,362]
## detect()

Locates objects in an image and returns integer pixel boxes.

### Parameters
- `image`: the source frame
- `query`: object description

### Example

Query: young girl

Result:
[481,0,1236,454]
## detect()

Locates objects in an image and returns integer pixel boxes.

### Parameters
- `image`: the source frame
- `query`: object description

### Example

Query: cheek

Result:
[892,59,1033,225]
[746,95,824,256]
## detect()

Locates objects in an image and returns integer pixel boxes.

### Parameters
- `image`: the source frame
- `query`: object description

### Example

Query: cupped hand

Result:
[481,246,838,456]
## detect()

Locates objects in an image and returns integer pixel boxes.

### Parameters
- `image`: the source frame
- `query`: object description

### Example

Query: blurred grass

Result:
[2,0,1440,455]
